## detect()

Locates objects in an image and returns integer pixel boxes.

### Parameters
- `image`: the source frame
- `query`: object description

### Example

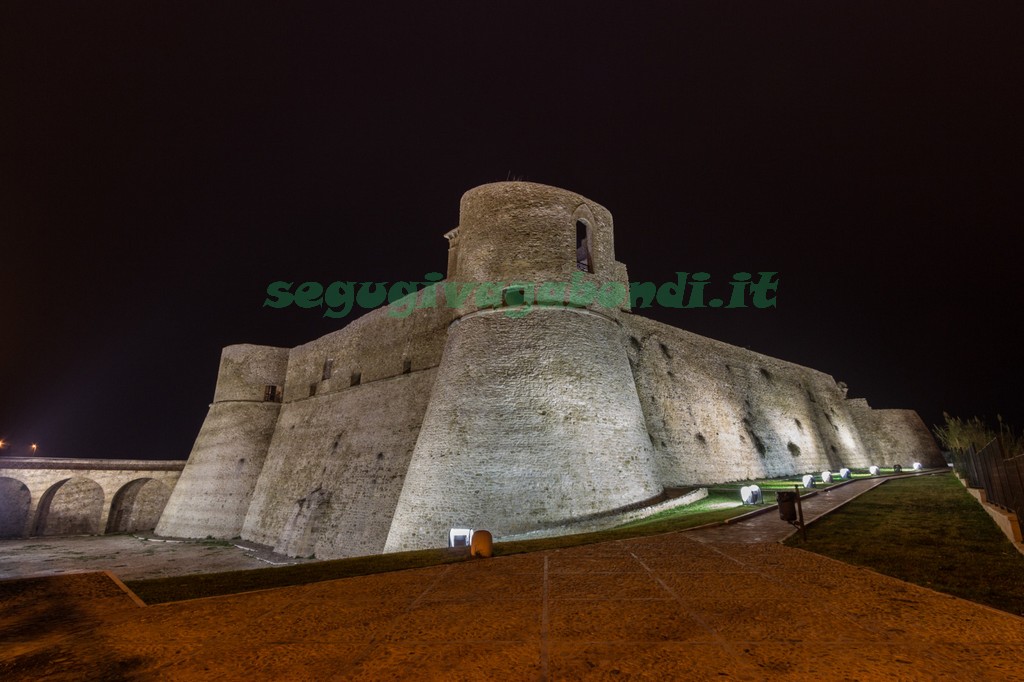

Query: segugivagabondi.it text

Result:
[264,271,778,319]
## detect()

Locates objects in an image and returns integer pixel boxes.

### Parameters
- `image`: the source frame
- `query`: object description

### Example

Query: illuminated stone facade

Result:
[156,182,943,558]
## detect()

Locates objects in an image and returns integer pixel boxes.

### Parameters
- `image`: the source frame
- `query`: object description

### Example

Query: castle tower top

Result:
[444,182,629,296]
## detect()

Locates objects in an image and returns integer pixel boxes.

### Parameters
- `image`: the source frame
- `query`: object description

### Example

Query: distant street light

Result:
[31,443,38,454]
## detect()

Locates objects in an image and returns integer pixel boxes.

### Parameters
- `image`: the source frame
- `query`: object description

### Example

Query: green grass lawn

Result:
[785,473,1024,617]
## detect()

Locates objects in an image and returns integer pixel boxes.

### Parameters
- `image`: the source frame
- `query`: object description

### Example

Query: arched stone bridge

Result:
[0,458,185,538]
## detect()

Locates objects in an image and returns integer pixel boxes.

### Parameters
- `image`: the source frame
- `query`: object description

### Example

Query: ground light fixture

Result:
[448,528,474,548]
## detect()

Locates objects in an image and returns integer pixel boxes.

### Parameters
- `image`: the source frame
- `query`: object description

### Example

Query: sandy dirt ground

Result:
[3,475,1023,680]
[0,534,314,581]
[2,536,1024,681]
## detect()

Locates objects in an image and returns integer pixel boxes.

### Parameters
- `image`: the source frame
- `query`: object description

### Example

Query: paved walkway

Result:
[2,474,1023,680]
[690,475,894,544]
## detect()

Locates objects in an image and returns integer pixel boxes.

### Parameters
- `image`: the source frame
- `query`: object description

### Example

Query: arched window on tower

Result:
[576,220,593,273]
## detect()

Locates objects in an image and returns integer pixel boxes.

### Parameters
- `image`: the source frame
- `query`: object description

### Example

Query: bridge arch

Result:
[34,477,105,536]
[106,478,172,533]
[0,477,31,537]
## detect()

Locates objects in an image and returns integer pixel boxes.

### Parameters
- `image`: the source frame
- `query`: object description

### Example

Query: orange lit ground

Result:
[3,532,1023,681]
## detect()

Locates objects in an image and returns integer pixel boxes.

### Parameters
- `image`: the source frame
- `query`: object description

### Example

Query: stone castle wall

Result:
[384,306,662,553]
[155,181,944,559]
[625,315,875,484]
[278,293,454,404]
[448,183,630,314]
[450,183,620,287]
[846,399,944,467]
[156,344,288,539]
[238,294,457,555]
[241,368,437,557]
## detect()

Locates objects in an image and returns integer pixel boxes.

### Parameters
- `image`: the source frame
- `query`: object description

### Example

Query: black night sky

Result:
[2,2,1021,461]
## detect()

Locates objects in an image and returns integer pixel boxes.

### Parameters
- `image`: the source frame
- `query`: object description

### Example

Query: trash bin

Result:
[777,491,798,522]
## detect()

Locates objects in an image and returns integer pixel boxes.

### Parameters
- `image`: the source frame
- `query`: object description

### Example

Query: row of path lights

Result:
[745,460,928,505]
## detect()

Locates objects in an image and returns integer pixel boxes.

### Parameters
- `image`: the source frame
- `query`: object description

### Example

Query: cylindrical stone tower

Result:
[384,182,660,552]
[156,343,288,539]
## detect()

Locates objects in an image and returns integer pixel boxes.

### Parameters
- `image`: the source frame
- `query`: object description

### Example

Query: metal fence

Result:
[954,438,1024,516]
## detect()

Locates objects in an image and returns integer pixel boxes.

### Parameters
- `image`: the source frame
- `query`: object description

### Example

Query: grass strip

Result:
[785,473,1024,616]
[126,492,750,604]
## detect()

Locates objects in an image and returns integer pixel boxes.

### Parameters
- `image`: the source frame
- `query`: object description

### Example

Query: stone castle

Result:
[155,182,943,558]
